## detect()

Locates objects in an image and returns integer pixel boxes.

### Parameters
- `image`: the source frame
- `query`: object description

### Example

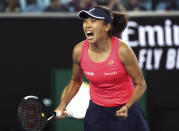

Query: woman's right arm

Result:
[55,42,83,118]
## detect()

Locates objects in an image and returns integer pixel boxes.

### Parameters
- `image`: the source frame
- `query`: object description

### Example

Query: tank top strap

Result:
[111,37,120,59]
[80,40,89,65]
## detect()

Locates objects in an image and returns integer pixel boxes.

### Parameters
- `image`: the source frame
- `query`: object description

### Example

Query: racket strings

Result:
[20,99,45,130]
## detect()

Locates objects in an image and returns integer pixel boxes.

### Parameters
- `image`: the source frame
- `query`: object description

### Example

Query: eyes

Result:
[83,18,97,24]
[90,19,97,23]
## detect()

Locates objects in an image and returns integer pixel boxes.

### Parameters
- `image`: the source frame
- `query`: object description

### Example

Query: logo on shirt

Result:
[104,72,117,75]
[85,71,94,76]
[108,60,114,66]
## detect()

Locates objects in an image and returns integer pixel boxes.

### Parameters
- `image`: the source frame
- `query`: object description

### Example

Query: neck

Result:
[89,37,112,53]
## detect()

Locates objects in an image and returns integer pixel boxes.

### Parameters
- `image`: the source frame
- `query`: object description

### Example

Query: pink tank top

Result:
[80,37,135,107]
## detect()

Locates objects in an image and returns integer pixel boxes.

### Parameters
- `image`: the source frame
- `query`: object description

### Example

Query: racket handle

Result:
[55,111,73,117]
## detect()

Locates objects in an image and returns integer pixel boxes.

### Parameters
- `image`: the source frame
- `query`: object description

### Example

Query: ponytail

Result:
[111,12,128,37]
[93,5,128,37]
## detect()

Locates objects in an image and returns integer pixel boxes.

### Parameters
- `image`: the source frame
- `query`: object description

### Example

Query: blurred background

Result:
[0,0,179,131]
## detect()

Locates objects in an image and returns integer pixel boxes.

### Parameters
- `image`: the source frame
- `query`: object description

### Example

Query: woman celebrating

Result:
[55,5,150,131]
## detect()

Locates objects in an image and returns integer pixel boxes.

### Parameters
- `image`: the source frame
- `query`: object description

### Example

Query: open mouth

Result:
[86,31,94,38]
[87,32,93,36]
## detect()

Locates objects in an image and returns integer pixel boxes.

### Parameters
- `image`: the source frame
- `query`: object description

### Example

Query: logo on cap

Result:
[89,8,95,12]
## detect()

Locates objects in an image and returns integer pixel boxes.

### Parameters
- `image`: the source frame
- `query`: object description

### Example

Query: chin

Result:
[88,39,96,44]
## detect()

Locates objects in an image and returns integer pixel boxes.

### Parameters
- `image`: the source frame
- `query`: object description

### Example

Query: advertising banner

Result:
[122,17,179,71]
[121,15,179,131]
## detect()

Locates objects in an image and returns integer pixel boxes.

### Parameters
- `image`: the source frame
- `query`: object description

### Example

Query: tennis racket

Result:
[17,95,72,131]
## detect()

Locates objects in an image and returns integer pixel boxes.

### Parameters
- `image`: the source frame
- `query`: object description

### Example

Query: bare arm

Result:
[116,40,147,118]
[55,42,83,117]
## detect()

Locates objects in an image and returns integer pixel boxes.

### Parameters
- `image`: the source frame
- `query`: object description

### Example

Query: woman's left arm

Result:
[116,40,147,118]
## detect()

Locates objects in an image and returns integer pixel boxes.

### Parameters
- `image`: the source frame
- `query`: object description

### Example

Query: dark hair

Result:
[94,5,128,37]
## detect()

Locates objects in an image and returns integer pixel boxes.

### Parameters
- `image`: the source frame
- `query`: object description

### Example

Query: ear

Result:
[104,23,111,32]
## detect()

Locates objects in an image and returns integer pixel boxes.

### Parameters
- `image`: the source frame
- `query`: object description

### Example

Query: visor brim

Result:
[77,10,105,20]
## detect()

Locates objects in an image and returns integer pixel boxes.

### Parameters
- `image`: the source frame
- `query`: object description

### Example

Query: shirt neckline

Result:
[86,37,114,65]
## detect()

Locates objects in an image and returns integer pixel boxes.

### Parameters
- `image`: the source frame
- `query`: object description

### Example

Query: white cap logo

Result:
[89,8,95,12]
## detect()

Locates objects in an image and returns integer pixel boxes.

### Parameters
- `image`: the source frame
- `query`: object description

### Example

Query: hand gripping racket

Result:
[17,95,72,131]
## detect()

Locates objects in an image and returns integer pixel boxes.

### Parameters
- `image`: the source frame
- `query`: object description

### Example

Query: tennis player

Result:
[55,5,150,131]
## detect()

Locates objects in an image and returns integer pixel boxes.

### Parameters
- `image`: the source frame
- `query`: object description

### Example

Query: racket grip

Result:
[55,111,73,117]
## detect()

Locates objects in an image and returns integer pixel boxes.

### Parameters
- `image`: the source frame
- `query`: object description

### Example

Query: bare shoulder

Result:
[73,41,85,63]
[118,39,136,64]
[118,39,133,56]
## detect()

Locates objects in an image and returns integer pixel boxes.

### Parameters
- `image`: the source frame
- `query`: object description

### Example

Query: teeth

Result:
[86,31,92,33]
[86,30,93,37]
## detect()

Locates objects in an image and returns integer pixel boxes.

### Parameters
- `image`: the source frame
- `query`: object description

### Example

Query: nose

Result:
[83,19,92,29]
